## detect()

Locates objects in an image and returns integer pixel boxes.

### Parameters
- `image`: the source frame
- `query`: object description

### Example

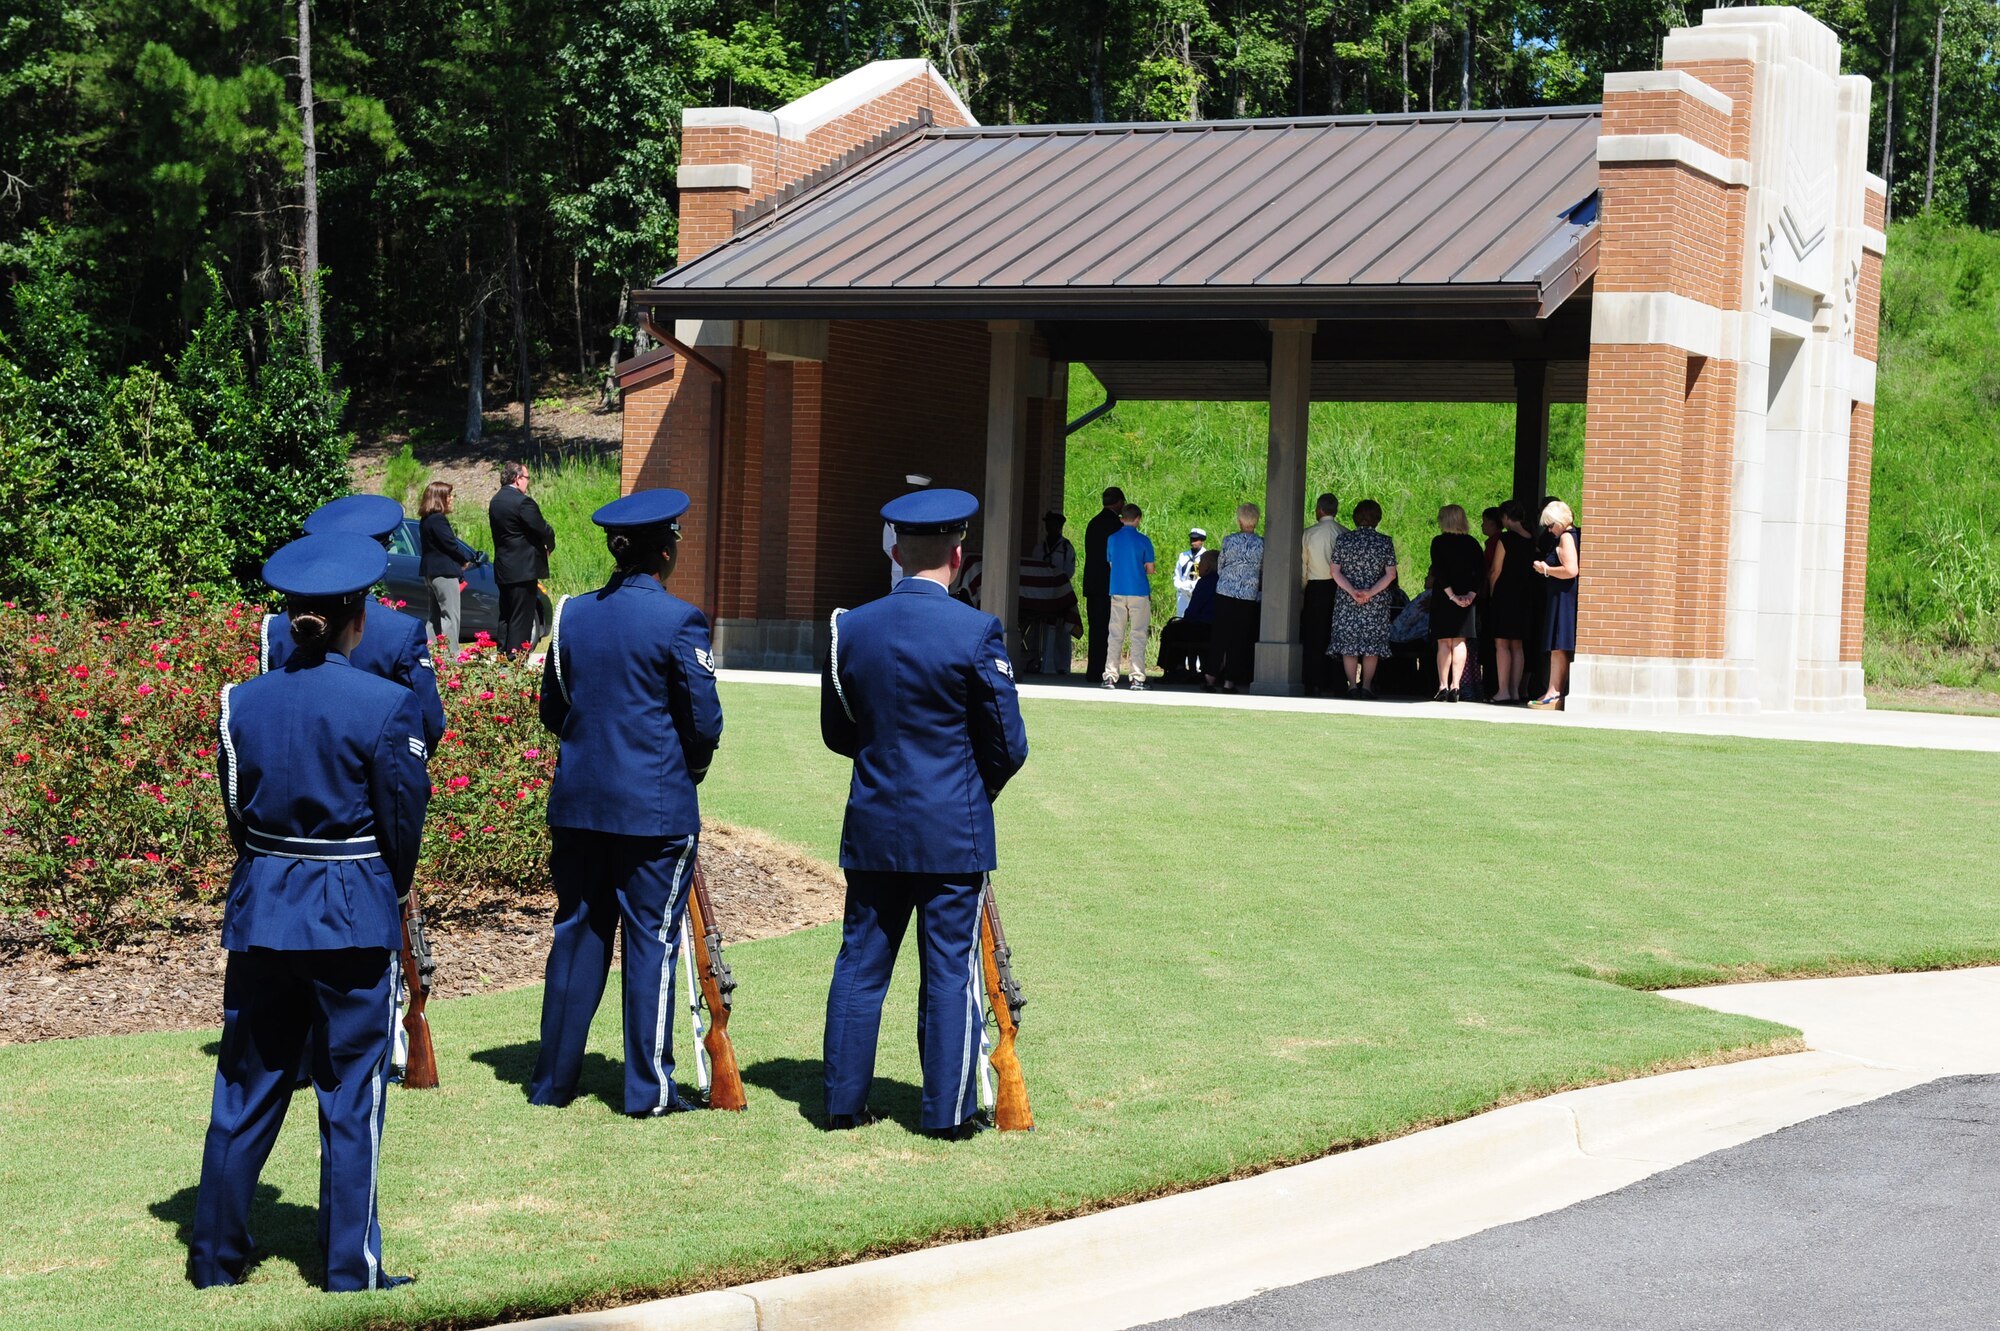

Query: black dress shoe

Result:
[825,1107,882,1130]
[922,1112,993,1141]
[1446,687,1460,703]
[382,1274,417,1290]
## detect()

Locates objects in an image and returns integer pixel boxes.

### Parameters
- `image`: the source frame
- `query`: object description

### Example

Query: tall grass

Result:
[1063,374,1585,634]
[448,452,623,598]
[1870,218,2000,669]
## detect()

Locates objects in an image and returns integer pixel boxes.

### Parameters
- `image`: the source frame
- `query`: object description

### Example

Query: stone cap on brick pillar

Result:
[683,60,975,144]
[676,59,976,266]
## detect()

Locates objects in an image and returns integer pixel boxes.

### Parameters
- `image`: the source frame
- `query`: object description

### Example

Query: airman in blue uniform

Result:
[190,533,431,1292]
[263,494,447,756]
[821,489,1029,1137]
[532,488,724,1115]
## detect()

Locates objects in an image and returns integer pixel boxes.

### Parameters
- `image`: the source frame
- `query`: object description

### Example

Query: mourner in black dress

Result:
[1427,505,1486,702]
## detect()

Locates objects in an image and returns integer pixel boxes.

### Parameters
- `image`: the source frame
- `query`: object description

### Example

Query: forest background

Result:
[0,0,1996,667]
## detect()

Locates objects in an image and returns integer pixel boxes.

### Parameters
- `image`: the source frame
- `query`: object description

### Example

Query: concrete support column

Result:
[982,321,1033,649]
[1252,318,1316,695]
[1513,361,1554,519]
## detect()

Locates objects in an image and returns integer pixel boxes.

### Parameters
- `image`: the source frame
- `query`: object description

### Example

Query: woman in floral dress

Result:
[1328,499,1398,699]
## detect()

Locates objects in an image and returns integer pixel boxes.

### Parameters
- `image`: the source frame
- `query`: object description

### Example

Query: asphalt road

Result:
[1144,1074,2000,1330]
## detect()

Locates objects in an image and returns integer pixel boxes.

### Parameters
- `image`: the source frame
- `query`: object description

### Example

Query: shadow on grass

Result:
[469,1041,628,1113]
[150,1183,322,1288]
[741,1055,925,1133]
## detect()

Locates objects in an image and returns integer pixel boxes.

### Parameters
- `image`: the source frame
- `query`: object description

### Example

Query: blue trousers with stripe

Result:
[190,947,396,1292]
[823,871,984,1131]
[531,829,695,1115]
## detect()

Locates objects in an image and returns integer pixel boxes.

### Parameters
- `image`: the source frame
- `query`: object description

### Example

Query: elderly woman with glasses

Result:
[1529,499,1582,710]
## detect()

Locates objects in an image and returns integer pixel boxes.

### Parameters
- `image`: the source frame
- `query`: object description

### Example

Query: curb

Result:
[502,957,2000,1331]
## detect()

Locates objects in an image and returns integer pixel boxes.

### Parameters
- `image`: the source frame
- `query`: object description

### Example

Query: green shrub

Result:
[0,600,557,951]
[0,262,350,610]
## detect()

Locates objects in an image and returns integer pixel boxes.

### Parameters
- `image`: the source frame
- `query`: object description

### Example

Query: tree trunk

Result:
[1460,8,1472,111]
[1428,25,1438,112]
[1924,1,1945,211]
[1182,22,1199,118]
[1880,0,1900,210]
[572,253,587,375]
[1088,3,1107,122]
[296,0,321,370]
[1401,32,1410,113]
[465,297,486,445]
[1295,0,1308,114]
[505,148,532,443]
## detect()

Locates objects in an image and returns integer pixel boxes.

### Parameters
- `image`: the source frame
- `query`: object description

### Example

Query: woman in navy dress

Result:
[192,532,430,1292]
[1530,499,1582,710]
[532,488,724,1116]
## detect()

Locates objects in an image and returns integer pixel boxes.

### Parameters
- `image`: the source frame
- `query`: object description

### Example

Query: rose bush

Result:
[0,599,557,952]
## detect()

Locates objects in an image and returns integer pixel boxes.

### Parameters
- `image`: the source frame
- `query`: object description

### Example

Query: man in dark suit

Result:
[820,488,1030,1139]
[488,460,556,656]
[1082,485,1125,680]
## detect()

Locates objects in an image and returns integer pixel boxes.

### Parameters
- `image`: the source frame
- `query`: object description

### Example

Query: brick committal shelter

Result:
[620,5,1883,716]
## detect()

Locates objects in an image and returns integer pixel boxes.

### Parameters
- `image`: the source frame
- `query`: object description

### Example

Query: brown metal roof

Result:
[639,106,1602,323]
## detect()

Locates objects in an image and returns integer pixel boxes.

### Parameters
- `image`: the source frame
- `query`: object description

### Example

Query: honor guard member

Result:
[189,533,431,1292]
[262,494,447,756]
[532,488,724,1116]
[821,488,1029,1139]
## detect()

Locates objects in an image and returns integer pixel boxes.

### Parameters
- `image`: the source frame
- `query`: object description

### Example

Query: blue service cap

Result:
[262,532,388,600]
[592,488,691,530]
[303,493,404,540]
[882,487,978,534]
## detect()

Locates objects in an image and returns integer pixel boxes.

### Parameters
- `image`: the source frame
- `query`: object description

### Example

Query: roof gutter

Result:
[640,316,728,619]
[1065,389,1116,436]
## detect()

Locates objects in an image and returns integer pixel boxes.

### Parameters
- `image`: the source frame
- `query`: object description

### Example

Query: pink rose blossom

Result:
[137,684,154,696]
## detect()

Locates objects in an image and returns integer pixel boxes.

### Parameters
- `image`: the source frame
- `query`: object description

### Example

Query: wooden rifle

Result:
[978,880,1033,1131]
[682,859,746,1111]
[397,885,440,1090]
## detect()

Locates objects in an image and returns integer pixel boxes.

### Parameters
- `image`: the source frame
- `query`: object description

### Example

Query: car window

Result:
[389,521,418,557]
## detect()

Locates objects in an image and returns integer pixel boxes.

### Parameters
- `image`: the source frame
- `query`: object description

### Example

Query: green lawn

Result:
[6,683,1998,1330]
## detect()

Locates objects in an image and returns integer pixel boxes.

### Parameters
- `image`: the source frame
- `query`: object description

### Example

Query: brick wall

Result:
[1854,251,1882,361]
[623,64,981,627]
[1840,401,1874,662]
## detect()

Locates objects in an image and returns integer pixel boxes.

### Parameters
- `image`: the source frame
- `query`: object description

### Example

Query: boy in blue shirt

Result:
[1102,503,1157,690]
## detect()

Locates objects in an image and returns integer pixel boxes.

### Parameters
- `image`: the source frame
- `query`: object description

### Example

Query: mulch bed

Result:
[0,821,843,1046]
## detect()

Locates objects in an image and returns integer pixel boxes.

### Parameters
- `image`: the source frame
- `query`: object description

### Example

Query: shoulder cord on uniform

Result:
[549,595,572,704]
[829,608,854,723]
[217,683,241,819]
[259,613,273,674]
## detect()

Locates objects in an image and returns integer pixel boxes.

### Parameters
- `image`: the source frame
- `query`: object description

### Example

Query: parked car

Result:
[384,518,549,647]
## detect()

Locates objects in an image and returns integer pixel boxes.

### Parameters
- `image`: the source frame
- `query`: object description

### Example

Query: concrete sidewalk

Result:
[718,669,2000,754]
[500,967,2000,1331]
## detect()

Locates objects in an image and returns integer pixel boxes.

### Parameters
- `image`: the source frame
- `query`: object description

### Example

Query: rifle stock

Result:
[980,884,1033,1132]
[398,885,439,1090]
[687,861,746,1111]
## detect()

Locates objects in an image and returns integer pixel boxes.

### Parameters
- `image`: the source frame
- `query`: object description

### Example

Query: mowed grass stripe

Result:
[3,683,1996,1330]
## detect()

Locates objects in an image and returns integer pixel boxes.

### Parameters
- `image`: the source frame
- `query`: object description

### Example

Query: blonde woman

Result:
[1529,500,1581,710]
[1206,502,1264,692]
[417,480,481,646]
[1427,504,1484,702]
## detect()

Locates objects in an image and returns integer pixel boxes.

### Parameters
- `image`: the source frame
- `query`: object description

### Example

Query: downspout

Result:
[642,315,728,619]
[1065,389,1117,436]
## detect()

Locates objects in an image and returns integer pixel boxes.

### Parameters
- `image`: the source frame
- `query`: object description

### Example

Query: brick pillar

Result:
[616,61,979,666]
[1574,5,1877,716]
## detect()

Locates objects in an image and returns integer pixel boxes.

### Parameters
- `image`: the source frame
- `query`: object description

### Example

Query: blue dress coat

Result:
[529,572,724,1114]
[539,573,723,837]
[265,606,447,756]
[820,576,1030,873]
[192,650,431,1292]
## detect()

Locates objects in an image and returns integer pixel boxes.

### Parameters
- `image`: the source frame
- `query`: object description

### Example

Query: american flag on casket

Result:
[955,553,1084,639]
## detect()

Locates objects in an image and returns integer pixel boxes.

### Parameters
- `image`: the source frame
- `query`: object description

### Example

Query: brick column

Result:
[1574,5,1877,716]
